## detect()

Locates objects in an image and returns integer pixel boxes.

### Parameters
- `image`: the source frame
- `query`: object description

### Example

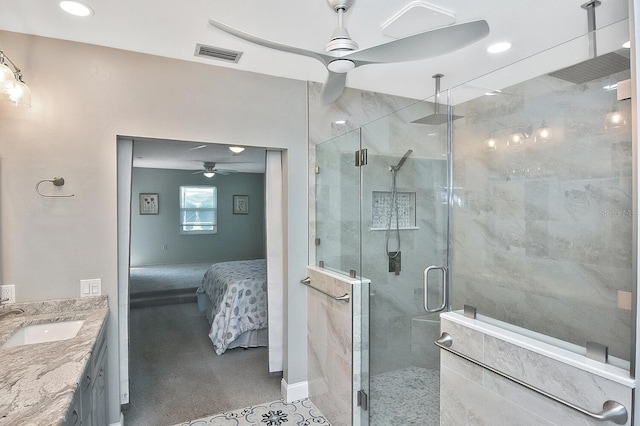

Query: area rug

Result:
[173,399,331,426]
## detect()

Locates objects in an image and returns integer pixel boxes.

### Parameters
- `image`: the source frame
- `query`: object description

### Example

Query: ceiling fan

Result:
[209,0,490,104]
[193,162,238,178]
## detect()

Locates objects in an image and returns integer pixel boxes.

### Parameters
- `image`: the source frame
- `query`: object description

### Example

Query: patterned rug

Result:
[173,399,331,426]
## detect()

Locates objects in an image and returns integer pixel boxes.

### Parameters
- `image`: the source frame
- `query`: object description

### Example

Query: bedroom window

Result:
[179,186,217,234]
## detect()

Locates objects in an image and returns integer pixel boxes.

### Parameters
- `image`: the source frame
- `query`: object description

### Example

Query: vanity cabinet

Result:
[64,324,108,426]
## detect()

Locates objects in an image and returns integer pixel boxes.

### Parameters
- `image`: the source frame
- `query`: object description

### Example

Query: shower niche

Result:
[371,191,417,230]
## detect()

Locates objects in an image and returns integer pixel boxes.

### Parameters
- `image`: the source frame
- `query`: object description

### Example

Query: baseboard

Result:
[109,412,124,426]
[281,378,309,402]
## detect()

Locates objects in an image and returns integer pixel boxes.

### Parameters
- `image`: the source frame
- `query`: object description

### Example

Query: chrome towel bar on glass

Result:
[434,332,628,425]
[300,277,350,303]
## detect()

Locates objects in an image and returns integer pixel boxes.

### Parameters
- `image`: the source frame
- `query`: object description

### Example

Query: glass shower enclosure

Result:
[314,14,633,426]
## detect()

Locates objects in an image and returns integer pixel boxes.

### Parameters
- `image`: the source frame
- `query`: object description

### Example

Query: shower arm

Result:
[432,73,443,115]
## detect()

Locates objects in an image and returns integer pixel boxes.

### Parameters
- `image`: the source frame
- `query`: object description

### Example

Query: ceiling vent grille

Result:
[194,43,243,63]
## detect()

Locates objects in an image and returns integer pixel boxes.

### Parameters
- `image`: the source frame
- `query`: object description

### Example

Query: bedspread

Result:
[197,259,268,355]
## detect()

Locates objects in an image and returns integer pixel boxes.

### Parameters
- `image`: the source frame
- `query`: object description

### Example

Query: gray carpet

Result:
[126,302,282,425]
[129,263,212,308]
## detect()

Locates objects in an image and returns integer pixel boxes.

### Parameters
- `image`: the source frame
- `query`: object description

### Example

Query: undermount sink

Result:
[2,320,84,348]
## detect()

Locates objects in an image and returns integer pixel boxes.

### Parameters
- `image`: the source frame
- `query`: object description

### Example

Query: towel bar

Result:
[300,277,350,303]
[434,332,628,424]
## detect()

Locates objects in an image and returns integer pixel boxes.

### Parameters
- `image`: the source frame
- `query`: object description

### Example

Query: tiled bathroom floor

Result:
[370,366,440,426]
[173,399,331,426]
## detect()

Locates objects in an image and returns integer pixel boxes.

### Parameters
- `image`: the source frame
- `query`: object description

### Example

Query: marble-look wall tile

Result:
[440,315,633,426]
[307,267,366,426]
[450,70,633,360]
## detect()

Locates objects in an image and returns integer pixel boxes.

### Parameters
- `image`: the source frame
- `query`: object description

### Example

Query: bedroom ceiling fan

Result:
[193,162,238,178]
[209,0,490,104]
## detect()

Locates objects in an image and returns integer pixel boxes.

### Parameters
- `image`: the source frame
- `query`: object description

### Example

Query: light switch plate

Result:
[81,278,101,297]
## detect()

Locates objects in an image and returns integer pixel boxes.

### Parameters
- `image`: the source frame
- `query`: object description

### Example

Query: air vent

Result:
[194,43,243,63]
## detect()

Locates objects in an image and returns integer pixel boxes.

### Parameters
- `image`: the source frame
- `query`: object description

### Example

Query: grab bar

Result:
[300,277,350,303]
[434,332,628,425]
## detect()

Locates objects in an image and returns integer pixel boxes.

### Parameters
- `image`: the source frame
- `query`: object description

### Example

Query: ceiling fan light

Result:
[203,171,215,178]
[229,146,245,154]
[328,59,355,73]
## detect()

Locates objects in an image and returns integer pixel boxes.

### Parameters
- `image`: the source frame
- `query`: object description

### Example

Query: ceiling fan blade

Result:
[344,20,490,64]
[208,18,334,66]
[320,71,347,105]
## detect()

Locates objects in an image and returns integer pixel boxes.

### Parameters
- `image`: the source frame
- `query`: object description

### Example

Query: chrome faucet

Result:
[0,307,24,320]
[0,297,24,319]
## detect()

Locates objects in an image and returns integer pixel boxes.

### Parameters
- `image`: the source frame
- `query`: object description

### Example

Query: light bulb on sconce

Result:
[0,51,31,107]
[605,109,625,129]
[507,132,525,147]
[534,121,552,142]
[484,134,498,151]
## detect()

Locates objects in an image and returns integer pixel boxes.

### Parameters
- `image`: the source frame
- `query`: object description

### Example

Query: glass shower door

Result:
[358,95,451,426]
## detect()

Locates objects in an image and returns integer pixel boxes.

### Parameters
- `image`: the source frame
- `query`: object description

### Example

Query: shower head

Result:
[412,74,464,125]
[391,149,413,172]
[548,51,630,84]
[412,112,464,125]
[548,1,630,84]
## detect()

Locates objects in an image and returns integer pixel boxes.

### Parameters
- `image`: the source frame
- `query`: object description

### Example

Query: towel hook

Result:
[35,177,75,198]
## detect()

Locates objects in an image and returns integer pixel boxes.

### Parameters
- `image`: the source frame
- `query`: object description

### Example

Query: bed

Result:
[196,259,268,355]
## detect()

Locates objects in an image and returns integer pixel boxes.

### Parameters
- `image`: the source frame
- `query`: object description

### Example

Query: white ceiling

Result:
[130,137,269,173]
[0,0,630,99]
[1,0,631,171]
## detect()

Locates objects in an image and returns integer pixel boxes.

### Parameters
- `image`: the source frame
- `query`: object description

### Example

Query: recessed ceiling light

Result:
[623,40,631,49]
[487,42,511,54]
[60,1,94,17]
[334,119,347,125]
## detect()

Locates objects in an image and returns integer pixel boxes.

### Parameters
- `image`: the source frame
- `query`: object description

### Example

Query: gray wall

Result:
[130,168,265,266]
[0,30,309,424]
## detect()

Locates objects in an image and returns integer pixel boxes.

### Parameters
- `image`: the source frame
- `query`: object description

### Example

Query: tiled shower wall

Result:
[311,83,452,375]
[449,71,633,359]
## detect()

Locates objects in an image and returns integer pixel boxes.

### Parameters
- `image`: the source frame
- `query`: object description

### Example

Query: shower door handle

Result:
[423,265,447,313]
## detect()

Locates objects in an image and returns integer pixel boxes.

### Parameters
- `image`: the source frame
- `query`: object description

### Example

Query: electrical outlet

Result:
[1,285,16,303]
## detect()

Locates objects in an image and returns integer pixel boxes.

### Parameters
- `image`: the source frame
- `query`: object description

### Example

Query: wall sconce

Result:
[0,50,31,107]
[534,121,553,142]
[604,109,625,129]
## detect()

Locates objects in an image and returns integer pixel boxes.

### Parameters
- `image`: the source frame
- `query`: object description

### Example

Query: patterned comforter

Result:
[197,259,268,355]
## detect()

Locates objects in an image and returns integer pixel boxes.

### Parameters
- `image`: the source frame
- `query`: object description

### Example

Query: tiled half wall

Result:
[440,311,635,425]
[306,266,369,426]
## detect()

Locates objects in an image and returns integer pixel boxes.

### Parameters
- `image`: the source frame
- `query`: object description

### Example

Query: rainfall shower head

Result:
[412,74,464,125]
[548,1,630,84]
[391,149,413,172]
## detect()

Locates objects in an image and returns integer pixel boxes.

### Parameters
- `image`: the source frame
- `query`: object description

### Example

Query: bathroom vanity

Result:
[0,296,109,425]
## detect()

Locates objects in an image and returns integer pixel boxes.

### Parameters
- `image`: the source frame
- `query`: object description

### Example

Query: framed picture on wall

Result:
[140,193,159,215]
[233,195,249,215]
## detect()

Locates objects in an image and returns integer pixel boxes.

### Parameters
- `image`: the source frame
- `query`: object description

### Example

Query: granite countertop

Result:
[0,296,108,425]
